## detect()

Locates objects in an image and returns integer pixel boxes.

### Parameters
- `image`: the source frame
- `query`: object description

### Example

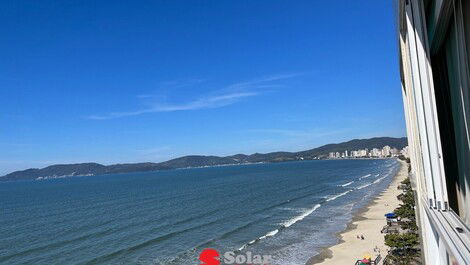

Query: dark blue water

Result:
[0,159,400,265]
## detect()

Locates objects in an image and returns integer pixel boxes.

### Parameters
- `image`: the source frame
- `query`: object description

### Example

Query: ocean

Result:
[0,159,400,265]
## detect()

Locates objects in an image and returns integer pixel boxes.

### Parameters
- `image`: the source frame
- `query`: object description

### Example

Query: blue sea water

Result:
[0,159,400,265]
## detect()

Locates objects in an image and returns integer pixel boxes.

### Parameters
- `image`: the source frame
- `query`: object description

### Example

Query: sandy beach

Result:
[308,160,407,265]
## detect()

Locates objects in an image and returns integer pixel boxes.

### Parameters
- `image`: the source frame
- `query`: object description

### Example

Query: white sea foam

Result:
[282,204,321,228]
[373,176,387,184]
[279,207,298,211]
[339,181,354,187]
[356,183,373,190]
[326,190,352,202]
[359,174,372,180]
[239,229,280,251]
[258,229,279,240]
[238,239,257,251]
[238,204,322,251]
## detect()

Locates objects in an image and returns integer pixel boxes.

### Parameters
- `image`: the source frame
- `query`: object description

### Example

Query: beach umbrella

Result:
[361,258,371,264]
[385,213,396,218]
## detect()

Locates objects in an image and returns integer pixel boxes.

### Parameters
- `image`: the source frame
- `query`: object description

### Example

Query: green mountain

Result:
[0,137,407,182]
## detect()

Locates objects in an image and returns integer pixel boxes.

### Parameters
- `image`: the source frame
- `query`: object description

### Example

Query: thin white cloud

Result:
[225,73,302,91]
[87,92,257,120]
[86,73,302,120]
[136,79,207,99]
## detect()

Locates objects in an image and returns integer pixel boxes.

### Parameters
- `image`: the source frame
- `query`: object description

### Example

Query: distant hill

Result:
[0,137,407,182]
[297,137,408,157]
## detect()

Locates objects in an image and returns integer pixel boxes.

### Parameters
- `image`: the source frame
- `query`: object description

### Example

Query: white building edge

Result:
[397,0,470,264]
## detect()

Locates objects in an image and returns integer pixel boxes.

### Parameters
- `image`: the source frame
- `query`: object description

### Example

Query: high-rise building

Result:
[397,0,470,263]
[361,149,368,157]
[382,145,391,157]
[401,146,409,158]
[390,148,400,157]
[371,148,381,157]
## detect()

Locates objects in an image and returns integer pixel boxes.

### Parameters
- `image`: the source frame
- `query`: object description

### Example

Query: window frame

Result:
[399,0,470,263]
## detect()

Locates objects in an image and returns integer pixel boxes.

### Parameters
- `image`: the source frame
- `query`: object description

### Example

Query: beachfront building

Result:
[371,148,382,157]
[401,146,410,158]
[351,149,368,158]
[390,148,400,157]
[326,146,413,159]
[382,145,391,157]
[396,0,470,264]
[351,150,357,158]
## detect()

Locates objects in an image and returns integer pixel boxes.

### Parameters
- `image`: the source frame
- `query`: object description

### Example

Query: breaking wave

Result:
[356,183,373,190]
[259,229,279,240]
[326,190,352,202]
[373,176,387,184]
[238,229,280,250]
[339,181,354,187]
[282,204,321,228]
[238,203,322,251]
[359,174,372,180]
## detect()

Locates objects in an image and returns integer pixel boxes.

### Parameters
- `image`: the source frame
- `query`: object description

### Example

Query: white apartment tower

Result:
[382,145,391,157]
[372,148,381,157]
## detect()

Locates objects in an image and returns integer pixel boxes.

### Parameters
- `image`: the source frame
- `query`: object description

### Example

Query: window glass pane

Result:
[443,4,470,225]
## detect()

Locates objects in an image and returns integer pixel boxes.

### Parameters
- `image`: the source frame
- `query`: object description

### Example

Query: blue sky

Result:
[0,0,405,174]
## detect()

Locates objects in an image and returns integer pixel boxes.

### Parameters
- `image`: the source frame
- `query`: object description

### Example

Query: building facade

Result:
[397,0,470,264]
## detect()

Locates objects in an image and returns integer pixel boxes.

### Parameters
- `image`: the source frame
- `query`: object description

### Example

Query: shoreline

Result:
[307,160,407,265]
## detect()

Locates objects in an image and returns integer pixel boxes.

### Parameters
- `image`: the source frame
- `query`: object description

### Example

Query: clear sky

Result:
[0,0,405,175]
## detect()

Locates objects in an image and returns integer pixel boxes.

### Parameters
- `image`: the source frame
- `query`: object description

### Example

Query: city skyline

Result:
[327,145,408,159]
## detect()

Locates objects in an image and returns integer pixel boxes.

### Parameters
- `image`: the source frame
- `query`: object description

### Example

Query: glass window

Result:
[431,0,470,226]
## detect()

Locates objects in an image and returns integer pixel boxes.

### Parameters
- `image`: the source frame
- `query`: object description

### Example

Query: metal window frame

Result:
[398,0,470,264]
[405,0,437,207]
[422,197,470,265]
[400,30,430,202]
[405,0,450,209]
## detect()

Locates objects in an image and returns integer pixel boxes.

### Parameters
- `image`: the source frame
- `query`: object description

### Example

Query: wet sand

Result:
[307,160,407,265]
